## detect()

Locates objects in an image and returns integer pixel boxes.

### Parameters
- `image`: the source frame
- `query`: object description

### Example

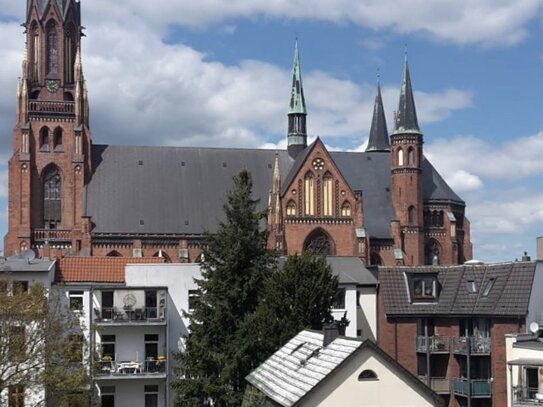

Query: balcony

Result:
[95,359,167,379]
[94,306,166,325]
[452,378,492,398]
[416,336,450,353]
[418,376,450,394]
[28,100,75,118]
[32,229,72,243]
[512,386,543,406]
[452,336,491,355]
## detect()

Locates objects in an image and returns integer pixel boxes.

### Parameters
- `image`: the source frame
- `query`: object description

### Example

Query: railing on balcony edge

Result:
[418,376,450,394]
[95,359,166,377]
[94,306,167,323]
[451,336,491,355]
[453,378,492,398]
[28,100,75,116]
[512,386,543,405]
[416,336,450,353]
[32,229,72,242]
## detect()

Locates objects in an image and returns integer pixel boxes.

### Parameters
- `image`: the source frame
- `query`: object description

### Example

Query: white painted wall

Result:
[332,284,377,340]
[97,379,166,407]
[527,262,543,330]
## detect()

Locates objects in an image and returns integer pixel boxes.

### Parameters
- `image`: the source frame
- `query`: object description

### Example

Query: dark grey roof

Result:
[366,83,390,152]
[0,257,55,273]
[28,0,78,22]
[393,58,420,134]
[380,261,537,316]
[326,256,378,285]
[86,144,463,239]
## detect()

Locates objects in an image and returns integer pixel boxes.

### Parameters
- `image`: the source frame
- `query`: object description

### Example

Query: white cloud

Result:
[0,166,7,198]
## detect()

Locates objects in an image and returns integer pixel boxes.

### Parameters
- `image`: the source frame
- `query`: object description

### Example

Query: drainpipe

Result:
[426,324,431,387]
[467,336,471,407]
[89,285,95,406]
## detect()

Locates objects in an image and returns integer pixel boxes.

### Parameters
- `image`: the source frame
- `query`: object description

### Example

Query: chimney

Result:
[323,323,339,347]
[521,251,531,262]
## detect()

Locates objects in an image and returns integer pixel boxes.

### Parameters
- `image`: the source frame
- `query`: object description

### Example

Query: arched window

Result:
[286,200,296,216]
[358,370,378,380]
[397,148,404,166]
[106,250,122,257]
[64,24,76,83]
[303,228,335,255]
[46,21,58,76]
[407,147,415,165]
[304,172,314,216]
[341,201,352,217]
[31,22,39,81]
[53,127,63,151]
[40,127,50,152]
[43,167,61,228]
[323,173,333,216]
[152,251,172,263]
[425,240,441,265]
[408,206,416,225]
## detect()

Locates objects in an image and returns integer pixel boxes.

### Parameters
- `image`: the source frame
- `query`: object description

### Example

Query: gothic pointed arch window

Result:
[40,127,50,152]
[152,251,172,263]
[323,173,333,216]
[286,200,296,216]
[408,206,416,225]
[46,21,58,77]
[53,127,63,151]
[407,147,415,165]
[303,228,335,255]
[341,201,352,217]
[64,24,76,84]
[106,250,122,257]
[43,166,61,228]
[30,22,40,82]
[425,240,441,265]
[304,172,315,216]
[397,148,404,166]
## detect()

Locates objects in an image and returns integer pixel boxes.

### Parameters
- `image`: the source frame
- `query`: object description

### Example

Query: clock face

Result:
[45,80,59,93]
[312,158,325,171]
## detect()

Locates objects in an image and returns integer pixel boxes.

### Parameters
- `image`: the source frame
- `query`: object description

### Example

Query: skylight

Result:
[482,278,496,297]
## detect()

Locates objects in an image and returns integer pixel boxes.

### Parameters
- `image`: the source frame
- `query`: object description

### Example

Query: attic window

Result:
[358,370,378,381]
[290,342,305,354]
[408,273,439,302]
[466,280,477,294]
[138,160,143,166]
[482,278,496,297]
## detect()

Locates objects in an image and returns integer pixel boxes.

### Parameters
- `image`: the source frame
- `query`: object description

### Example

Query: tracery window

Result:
[64,25,76,83]
[31,23,39,81]
[323,173,333,216]
[341,201,352,217]
[286,200,296,216]
[303,229,334,255]
[46,21,58,76]
[304,172,314,216]
[43,167,61,227]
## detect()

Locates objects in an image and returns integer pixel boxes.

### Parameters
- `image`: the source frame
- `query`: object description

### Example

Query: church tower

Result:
[390,55,424,265]
[4,0,92,257]
[287,40,307,159]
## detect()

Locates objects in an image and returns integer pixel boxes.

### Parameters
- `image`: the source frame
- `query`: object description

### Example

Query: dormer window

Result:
[408,273,439,302]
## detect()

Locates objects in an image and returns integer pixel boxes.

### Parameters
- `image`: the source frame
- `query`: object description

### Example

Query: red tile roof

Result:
[56,257,165,283]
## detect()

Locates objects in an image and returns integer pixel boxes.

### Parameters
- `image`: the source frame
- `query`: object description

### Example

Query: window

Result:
[13,281,28,294]
[69,290,84,311]
[411,275,438,301]
[358,370,378,380]
[53,127,63,151]
[9,385,25,407]
[46,21,58,76]
[407,147,415,165]
[482,278,495,297]
[64,25,76,83]
[333,288,346,309]
[144,385,159,407]
[341,201,351,217]
[100,386,115,407]
[43,167,61,227]
[425,240,441,265]
[303,229,334,255]
[31,23,39,81]
[304,172,314,215]
[397,148,404,166]
[408,206,415,225]
[40,127,50,152]
[101,335,116,360]
[286,200,296,216]
[466,280,477,294]
[8,326,26,362]
[323,174,333,216]
[68,334,84,363]
[188,289,200,311]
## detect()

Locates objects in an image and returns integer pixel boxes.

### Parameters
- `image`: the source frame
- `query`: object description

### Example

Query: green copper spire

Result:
[287,39,308,159]
[288,39,307,115]
[393,53,420,134]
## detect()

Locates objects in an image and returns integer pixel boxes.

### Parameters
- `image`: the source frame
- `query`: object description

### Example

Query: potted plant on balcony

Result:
[156,355,166,372]
[100,355,113,373]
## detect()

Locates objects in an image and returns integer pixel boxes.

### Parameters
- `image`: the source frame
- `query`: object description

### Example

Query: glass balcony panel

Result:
[416,336,450,353]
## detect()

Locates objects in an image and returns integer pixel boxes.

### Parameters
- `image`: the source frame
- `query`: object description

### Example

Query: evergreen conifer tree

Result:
[173,170,275,407]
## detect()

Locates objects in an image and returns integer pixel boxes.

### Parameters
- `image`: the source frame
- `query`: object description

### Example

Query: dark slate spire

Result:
[393,54,420,134]
[366,80,390,152]
[287,39,308,159]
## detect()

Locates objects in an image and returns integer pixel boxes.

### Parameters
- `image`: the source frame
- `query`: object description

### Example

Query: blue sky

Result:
[0,0,542,261]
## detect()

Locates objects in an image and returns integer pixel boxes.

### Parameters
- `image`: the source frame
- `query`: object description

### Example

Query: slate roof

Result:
[379,261,537,316]
[0,257,54,273]
[56,256,164,283]
[366,83,390,152]
[85,144,463,240]
[246,330,444,407]
[326,256,378,285]
[28,0,79,22]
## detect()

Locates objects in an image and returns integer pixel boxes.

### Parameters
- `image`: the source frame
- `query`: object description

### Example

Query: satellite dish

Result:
[530,322,539,334]
[22,249,36,262]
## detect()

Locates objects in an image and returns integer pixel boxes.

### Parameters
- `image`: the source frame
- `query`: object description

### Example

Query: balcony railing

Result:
[95,359,166,377]
[452,336,491,355]
[512,386,543,406]
[32,229,72,242]
[453,378,492,398]
[28,100,75,117]
[416,336,450,353]
[418,376,450,394]
[94,307,166,324]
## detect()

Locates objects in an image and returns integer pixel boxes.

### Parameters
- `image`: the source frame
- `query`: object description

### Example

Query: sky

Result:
[0,0,542,262]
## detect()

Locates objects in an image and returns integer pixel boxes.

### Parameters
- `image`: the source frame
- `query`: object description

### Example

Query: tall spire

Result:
[393,53,420,134]
[366,78,390,152]
[287,39,308,159]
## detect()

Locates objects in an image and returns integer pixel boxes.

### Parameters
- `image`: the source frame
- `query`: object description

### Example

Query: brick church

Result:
[4,0,472,266]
